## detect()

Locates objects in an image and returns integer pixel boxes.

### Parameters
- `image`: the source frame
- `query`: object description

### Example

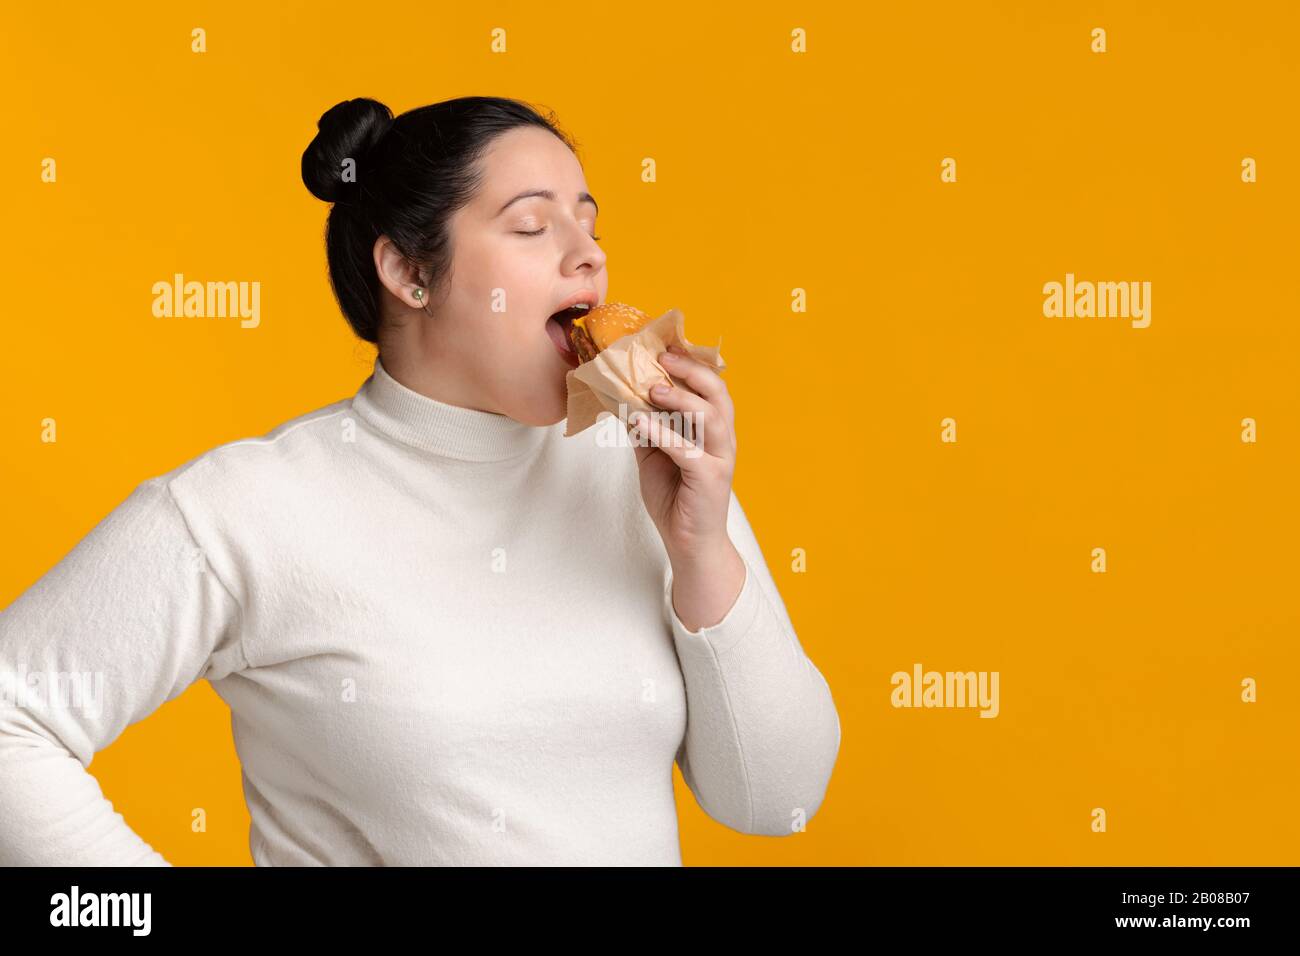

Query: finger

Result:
[658,348,734,423]
[625,413,658,466]
[648,381,732,459]
[628,409,708,469]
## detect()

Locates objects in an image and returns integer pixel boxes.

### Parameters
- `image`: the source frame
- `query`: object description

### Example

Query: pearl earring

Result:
[413,288,424,300]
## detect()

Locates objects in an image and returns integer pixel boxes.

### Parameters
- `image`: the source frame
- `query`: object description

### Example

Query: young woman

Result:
[0,96,841,866]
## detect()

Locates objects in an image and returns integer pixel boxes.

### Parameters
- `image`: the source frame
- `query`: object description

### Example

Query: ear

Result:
[373,235,428,310]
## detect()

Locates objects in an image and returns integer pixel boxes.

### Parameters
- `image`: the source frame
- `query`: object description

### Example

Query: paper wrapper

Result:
[563,307,725,437]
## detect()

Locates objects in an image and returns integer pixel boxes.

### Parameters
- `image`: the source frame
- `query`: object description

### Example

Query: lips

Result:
[549,290,600,317]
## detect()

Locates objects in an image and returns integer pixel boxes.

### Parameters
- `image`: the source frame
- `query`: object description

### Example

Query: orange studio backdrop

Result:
[2,2,1297,865]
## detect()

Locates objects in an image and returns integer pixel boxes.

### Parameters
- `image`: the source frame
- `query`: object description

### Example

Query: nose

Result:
[562,224,606,276]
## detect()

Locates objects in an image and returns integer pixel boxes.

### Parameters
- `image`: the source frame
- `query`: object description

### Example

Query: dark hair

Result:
[301,96,577,344]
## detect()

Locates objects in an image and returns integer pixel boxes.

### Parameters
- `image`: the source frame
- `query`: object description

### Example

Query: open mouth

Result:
[546,303,591,367]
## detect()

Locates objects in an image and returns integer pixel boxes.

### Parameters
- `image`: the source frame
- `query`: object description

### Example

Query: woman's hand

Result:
[627,344,746,631]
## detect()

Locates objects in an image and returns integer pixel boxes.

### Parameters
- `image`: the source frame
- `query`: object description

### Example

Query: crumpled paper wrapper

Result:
[563,307,726,437]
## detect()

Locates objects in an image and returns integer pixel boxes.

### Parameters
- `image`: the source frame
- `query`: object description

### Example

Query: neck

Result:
[351,354,551,463]
[377,313,497,415]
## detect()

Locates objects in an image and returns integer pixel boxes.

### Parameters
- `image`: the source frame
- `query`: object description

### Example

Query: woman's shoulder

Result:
[149,397,356,513]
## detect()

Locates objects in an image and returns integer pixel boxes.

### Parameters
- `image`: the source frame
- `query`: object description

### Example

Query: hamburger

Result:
[551,301,653,366]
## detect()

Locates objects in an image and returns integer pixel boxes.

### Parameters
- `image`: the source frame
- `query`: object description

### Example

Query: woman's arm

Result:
[626,343,840,838]
[0,477,246,865]
[663,489,841,837]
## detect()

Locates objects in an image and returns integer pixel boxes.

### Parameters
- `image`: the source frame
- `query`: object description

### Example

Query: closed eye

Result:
[515,227,602,240]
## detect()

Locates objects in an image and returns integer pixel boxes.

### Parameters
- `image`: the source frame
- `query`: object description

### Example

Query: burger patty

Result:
[551,306,599,362]
[570,321,600,363]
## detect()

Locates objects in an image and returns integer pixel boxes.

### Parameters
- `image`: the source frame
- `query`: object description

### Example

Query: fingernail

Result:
[650,384,670,397]
[658,351,676,363]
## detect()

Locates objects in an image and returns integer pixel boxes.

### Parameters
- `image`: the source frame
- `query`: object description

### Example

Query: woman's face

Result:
[387,125,609,427]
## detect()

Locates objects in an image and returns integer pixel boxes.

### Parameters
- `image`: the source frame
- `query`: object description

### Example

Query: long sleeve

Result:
[0,476,247,866]
[663,490,841,836]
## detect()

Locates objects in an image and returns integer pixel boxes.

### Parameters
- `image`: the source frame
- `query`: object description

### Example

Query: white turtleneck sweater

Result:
[0,357,841,866]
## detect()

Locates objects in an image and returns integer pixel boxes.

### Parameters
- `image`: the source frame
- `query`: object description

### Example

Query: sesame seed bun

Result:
[567,302,652,361]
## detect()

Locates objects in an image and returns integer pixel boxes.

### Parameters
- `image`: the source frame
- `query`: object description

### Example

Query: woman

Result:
[0,96,841,865]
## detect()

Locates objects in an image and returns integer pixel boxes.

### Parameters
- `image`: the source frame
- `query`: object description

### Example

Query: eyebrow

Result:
[494,189,599,218]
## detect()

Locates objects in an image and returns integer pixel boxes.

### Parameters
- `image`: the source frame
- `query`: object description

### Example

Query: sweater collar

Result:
[351,356,551,462]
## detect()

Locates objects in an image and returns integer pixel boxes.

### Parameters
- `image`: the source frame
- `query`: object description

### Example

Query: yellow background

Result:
[2,2,1296,865]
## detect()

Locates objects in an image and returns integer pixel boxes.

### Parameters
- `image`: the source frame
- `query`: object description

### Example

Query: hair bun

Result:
[301,98,394,204]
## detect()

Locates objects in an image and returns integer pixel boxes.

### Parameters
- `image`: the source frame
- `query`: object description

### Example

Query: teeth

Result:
[551,302,593,323]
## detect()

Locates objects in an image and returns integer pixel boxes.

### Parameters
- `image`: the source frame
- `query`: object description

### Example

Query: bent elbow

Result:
[743,711,843,838]
[746,774,836,837]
